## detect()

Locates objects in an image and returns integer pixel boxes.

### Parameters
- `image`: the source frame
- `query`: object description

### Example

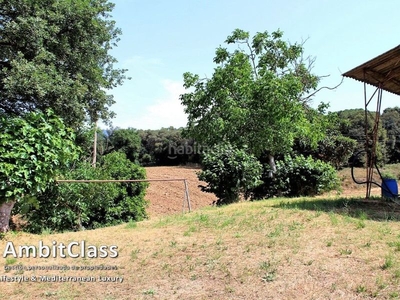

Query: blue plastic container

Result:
[381,178,398,199]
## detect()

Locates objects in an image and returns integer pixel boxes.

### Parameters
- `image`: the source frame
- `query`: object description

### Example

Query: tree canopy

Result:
[107,128,142,163]
[0,0,126,127]
[381,107,400,163]
[0,110,79,231]
[337,109,387,165]
[180,29,327,158]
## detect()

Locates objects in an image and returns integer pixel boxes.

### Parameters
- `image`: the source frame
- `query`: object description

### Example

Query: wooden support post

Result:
[183,179,191,213]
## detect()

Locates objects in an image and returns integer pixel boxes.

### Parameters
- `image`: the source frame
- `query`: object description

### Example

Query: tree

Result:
[337,109,387,166]
[137,127,200,166]
[73,125,113,164]
[246,154,340,199]
[16,152,148,233]
[180,29,328,172]
[381,107,400,163]
[198,143,262,205]
[0,110,79,232]
[0,0,127,127]
[108,128,141,163]
[293,111,357,169]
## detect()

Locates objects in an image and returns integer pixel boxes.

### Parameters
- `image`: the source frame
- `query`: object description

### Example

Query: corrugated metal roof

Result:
[343,45,400,96]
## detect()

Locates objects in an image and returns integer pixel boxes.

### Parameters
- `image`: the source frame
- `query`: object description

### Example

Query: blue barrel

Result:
[381,179,398,199]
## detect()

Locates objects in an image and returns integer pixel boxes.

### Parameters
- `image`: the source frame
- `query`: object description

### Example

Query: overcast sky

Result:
[105,0,400,130]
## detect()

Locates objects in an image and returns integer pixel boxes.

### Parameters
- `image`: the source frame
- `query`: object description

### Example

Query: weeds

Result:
[363,240,372,248]
[267,224,284,238]
[143,289,155,295]
[5,257,17,265]
[261,271,276,282]
[130,249,140,261]
[339,248,352,255]
[356,220,366,229]
[356,285,366,293]
[329,212,339,225]
[388,241,400,251]
[382,255,394,270]
[376,276,387,290]
[125,221,137,229]
[260,260,277,282]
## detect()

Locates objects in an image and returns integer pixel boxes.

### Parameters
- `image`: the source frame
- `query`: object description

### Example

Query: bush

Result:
[198,143,262,205]
[247,155,340,199]
[15,152,148,233]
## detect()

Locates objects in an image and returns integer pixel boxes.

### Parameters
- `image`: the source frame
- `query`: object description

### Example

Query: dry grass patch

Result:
[1,197,400,299]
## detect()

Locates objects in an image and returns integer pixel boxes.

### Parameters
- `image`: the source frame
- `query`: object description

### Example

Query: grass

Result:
[382,254,395,270]
[2,195,400,299]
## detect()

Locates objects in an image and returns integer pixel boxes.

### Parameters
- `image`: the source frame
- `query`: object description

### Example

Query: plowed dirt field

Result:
[145,166,216,217]
[145,165,397,218]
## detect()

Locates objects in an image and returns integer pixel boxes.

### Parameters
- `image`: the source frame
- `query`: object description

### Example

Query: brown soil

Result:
[144,166,216,218]
[145,166,400,218]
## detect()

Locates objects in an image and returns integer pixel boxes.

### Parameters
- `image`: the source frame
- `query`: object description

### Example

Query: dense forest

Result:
[95,107,400,169]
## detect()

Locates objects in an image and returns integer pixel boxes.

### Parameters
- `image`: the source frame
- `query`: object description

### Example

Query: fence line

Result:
[56,179,187,183]
[56,178,192,213]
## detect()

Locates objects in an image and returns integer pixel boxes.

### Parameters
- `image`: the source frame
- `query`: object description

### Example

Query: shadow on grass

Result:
[273,197,400,222]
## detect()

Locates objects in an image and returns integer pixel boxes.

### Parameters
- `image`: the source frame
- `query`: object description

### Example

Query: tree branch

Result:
[245,40,258,80]
[301,76,344,102]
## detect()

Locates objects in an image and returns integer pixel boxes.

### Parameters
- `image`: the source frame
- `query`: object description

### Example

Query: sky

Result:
[105,0,400,130]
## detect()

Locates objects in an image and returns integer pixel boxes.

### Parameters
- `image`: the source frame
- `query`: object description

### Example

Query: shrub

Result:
[380,172,397,180]
[247,154,340,199]
[317,135,357,169]
[197,143,262,205]
[15,152,148,233]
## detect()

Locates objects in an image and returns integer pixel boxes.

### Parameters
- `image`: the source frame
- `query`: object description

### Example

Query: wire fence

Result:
[56,178,192,213]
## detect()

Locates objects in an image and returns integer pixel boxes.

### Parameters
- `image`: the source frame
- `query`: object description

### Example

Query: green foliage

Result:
[247,155,340,199]
[381,107,400,163]
[180,28,326,157]
[16,152,148,233]
[107,128,141,163]
[197,143,262,205]
[294,111,357,169]
[380,172,397,180]
[0,0,127,126]
[75,126,201,167]
[337,109,387,166]
[0,110,79,204]
[316,135,357,169]
[137,127,200,166]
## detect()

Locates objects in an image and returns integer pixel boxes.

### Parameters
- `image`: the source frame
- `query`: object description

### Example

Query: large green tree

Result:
[0,110,79,232]
[293,111,357,169]
[337,109,387,166]
[107,128,141,163]
[381,107,400,163]
[180,29,328,172]
[0,0,126,126]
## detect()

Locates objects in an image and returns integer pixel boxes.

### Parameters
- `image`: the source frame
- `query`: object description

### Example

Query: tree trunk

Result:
[0,200,16,233]
[92,121,97,168]
[268,154,277,178]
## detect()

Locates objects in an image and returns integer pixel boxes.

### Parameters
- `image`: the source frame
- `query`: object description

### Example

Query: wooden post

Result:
[183,179,191,213]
